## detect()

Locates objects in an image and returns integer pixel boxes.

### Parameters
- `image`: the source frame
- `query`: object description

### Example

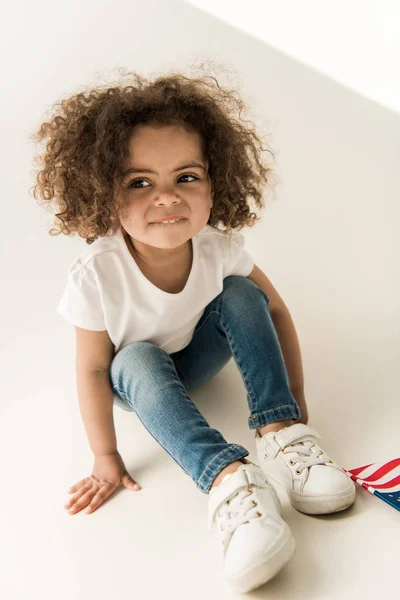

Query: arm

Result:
[76,368,118,456]
[269,308,308,423]
[269,306,304,395]
[74,326,117,455]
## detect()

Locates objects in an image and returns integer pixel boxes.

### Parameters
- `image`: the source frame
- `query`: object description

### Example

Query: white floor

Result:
[3,352,399,599]
[3,0,399,598]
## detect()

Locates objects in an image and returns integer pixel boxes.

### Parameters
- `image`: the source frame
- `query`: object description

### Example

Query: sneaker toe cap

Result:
[224,519,285,574]
[304,465,355,496]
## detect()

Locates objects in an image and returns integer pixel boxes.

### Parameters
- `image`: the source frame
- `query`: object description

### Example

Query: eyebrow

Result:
[122,162,206,178]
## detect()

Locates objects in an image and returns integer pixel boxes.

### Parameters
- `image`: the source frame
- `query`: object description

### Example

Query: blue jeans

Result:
[109,275,301,494]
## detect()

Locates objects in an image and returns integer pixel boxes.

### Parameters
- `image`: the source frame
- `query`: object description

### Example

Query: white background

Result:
[1,1,399,598]
[186,0,400,114]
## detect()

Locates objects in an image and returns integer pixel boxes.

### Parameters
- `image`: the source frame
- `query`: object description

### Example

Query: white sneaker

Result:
[255,423,356,515]
[208,460,296,593]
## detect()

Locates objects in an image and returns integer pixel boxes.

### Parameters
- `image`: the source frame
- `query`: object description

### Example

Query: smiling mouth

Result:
[152,218,187,225]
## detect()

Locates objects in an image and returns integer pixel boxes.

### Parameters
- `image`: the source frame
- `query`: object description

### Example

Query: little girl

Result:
[31,68,356,593]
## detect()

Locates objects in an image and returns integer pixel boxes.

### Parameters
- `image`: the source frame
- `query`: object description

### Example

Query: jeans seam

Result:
[113,385,134,409]
[249,405,298,421]
[133,411,192,477]
[192,309,220,338]
[248,406,301,429]
[219,311,259,414]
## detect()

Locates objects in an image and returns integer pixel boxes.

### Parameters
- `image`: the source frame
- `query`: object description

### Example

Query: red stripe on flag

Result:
[347,464,373,476]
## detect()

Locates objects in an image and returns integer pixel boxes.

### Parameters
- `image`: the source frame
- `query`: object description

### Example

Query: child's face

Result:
[116,122,213,260]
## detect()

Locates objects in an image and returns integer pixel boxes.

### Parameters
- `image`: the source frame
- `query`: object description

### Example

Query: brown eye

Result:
[128,174,198,189]
[178,174,198,183]
[128,179,150,189]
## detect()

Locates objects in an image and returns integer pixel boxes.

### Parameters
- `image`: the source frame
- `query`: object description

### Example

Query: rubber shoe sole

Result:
[289,481,356,514]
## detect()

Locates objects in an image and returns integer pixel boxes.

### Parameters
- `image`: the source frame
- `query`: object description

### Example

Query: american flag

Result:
[344,458,400,512]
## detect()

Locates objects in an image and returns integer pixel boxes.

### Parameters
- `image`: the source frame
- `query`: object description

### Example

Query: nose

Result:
[154,189,181,207]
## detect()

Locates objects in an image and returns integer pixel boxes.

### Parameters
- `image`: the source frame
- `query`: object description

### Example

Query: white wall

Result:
[185,0,400,114]
[1,1,399,599]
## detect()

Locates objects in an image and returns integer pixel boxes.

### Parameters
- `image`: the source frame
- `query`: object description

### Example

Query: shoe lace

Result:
[282,440,331,473]
[218,486,261,548]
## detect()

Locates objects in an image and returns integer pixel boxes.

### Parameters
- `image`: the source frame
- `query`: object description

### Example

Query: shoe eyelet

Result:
[256,512,262,517]
[295,470,301,475]
[289,460,295,466]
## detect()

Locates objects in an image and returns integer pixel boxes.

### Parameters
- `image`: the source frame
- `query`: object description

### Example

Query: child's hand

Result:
[64,451,141,515]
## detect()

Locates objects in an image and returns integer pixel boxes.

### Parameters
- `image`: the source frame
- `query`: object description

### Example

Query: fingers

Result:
[64,482,91,507]
[64,473,142,516]
[64,483,93,514]
[122,473,141,491]
[85,484,114,513]
[67,477,90,494]
[64,482,114,515]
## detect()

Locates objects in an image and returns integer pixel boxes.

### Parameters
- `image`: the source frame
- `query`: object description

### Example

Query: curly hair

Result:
[30,66,279,244]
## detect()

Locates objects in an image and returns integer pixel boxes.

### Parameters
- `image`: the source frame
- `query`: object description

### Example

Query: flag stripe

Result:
[355,458,400,481]
[348,463,373,476]
[345,458,400,492]
[346,459,400,511]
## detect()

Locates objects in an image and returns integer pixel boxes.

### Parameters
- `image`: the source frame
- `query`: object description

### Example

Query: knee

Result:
[109,341,165,381]
[222,275,269,306]
[109,341,172,412]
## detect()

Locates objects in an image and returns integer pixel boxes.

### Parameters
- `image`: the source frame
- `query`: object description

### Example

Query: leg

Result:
[110,276,299,492]
[171,276,300,482]
[109,341,249,494]
[210,459,247,488]
[219,276,301,429]
[257,419,296,436]
[172,275,301,434]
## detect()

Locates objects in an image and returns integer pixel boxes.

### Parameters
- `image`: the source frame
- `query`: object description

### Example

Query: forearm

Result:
[270,306,306,406]
[76,368,118,456]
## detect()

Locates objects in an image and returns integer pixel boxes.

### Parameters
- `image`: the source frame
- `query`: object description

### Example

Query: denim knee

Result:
[109,341,167,404]
[222,274,269,307]
[111,340,155,373]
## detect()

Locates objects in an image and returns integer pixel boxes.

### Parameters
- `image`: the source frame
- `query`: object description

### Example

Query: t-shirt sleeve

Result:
[56,260,107,330]
[225,230,255,277]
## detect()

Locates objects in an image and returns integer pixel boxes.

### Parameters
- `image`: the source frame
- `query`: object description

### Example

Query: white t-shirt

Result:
[56,224,255,355]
